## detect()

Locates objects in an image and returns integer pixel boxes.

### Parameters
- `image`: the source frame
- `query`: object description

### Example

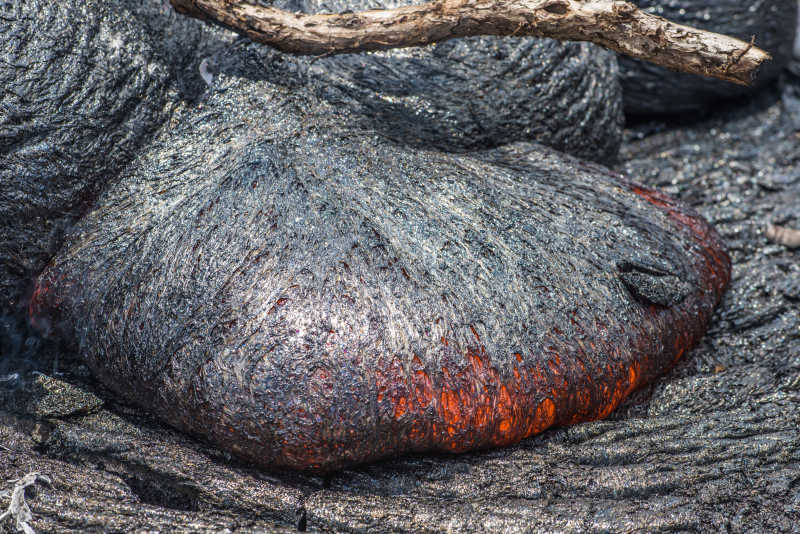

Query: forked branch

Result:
[169,0,770,85]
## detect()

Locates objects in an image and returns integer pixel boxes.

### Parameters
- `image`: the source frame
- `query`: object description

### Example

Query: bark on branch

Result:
[169,0,770,86]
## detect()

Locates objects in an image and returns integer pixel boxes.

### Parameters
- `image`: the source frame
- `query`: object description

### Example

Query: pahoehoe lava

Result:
[29,62,731,469]
[7,0,731,471]
[0,0,621,324]
[271,0,624,162]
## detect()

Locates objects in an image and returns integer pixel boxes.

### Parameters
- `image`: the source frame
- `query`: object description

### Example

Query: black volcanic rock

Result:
[30,40,727,470]
[2,81,798,530]
[2,1,798,532]
[619,0,798,116]
[4,0,724,475]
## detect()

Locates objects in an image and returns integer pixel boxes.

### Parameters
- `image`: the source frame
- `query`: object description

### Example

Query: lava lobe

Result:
[17,0,730,472]
[30,100,730,469]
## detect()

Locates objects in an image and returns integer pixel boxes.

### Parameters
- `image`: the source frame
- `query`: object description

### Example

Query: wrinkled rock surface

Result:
[29,57,727,469]
[4,77,799,534]
[20,0,723,472]
[619,0,798,115]
[0,0,234,321]
[2,0,800,532]
[0,0,623,332]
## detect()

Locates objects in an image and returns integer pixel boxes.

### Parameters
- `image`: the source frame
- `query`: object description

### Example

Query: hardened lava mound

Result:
[30,61,730,470]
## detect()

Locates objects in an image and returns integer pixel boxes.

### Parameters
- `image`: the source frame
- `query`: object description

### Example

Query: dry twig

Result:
[766,223,800,248]
[0,473,51,534]
[169,0,770,85]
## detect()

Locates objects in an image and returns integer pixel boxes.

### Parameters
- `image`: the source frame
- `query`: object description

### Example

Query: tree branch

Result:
[169,0,770,86]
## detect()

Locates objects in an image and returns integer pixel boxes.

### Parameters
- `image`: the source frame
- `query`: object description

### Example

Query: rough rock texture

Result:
[0,0,622,327]
[2,1,799,532]
[29,44,727,469]
[619,0,798,115]
[4,61,799,534]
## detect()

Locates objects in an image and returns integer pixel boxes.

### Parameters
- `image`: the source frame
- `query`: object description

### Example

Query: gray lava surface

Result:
[2,3,800,534]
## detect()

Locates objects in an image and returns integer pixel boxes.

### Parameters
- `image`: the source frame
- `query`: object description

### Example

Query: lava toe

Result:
[32,62,730,472]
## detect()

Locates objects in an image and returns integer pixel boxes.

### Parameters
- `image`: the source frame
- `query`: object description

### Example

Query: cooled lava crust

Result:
[30,109,731,470]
